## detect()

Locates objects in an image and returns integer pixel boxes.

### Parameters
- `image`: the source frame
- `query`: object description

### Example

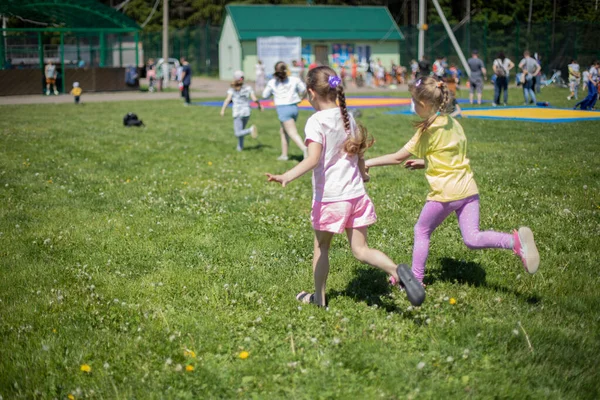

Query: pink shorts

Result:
[311,194,377,234]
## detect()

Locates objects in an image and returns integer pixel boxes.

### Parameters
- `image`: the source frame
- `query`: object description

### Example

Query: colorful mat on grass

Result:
[387,106,600,123]
[196,96,414,109]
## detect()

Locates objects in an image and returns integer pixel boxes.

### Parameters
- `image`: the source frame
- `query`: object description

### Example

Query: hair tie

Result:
[435,111,441,116]
[415,78,422,87]
[328,75,342,88]
[436,81,444,89]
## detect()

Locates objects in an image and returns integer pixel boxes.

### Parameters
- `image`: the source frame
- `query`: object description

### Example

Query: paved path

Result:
[0,78,414,105]
[0,77,495,106]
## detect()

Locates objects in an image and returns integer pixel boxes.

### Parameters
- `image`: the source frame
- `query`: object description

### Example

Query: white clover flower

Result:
[446,356,454,363]
[417,362,425,370]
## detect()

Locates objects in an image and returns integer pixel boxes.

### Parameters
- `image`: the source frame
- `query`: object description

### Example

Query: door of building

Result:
[314,45,329,65]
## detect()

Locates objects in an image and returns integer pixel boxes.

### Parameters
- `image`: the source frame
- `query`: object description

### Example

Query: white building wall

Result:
[218,15,242,81]
[241,41,258,81]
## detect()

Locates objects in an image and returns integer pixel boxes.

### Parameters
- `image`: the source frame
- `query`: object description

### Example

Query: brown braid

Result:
[306,66,374,156]
[336,85,351,135]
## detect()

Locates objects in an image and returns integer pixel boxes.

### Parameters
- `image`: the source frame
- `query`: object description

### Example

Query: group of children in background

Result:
[220,61,541,307]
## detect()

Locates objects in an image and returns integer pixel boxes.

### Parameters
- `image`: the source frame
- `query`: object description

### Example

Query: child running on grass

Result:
[365,76,540,286]
[266,66,424,307]
[220,70,261,152]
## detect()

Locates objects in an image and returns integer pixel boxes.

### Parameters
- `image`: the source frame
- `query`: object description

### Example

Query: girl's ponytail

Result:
[343,122,374,156]
[274,62,288,82]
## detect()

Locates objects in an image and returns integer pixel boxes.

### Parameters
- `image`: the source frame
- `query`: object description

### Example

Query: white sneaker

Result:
[276,155,289,161]
[236,146,243,152]
[46,91,50,96]
[567,96,571,100]
[512,227,539,274]
[250,125,258,139]
[54,90,58,95]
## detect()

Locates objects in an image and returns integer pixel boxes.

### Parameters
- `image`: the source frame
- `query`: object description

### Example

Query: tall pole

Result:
[60,31,65,94]
[1,15,6,68]
[417,0,425,60]
[527,0,533,36]
[162,0,168,62]
[431,0,471,77]
[551,0,556,50]
[466,0,470,53]
[162,0,169,86]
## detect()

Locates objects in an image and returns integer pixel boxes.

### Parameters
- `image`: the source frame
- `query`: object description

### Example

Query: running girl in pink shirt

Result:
[266,66,425,307]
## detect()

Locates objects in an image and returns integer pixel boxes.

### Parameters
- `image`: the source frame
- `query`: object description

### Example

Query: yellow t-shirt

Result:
[71,87,82,96]
[404,116,478,202]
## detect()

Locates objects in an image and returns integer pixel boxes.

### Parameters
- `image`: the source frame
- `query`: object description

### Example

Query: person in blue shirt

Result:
[180,57,192,106]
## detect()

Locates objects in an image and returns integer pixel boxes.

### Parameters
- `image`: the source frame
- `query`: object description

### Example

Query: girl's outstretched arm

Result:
[358,156,370,182]
[262,82,273,99]
[250,92,263,111]
[365,147,412,169]
[220,93,233,117]
[450,103,462,118]
[266,141,322,187]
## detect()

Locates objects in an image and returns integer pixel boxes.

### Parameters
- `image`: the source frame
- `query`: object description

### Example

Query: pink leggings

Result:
[412,195,513,282]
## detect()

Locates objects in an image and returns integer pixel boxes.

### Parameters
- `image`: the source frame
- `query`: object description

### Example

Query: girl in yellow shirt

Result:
[366,76,539,286]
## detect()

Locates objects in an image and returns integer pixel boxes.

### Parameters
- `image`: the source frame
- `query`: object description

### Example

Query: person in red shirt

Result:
[351,56,358,87]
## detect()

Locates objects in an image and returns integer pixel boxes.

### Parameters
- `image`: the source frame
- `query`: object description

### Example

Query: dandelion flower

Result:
[68,395,75,400]
[185,365,195,372]
[207,161,213,166]
[80,364,91,373]
[183,349,196,358]
[239,351,249,359]
[449,298,457,305]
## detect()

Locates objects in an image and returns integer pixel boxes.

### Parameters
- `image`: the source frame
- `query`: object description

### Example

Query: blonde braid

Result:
[438,83,449,114]
[416,81,448,132]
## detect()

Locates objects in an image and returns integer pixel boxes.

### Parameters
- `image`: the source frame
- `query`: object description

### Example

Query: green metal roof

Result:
[226,5,404,41]
[0,0,140,31]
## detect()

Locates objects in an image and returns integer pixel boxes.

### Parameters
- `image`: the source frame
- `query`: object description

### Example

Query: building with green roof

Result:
[219,5,404,81]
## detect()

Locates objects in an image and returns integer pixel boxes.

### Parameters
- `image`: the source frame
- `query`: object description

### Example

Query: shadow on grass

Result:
[243,143,270,151]
[328,267,402,313]
[430,257,541,305]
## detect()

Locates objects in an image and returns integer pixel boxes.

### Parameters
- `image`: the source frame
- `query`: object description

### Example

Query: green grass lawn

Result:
[1,87,599,399]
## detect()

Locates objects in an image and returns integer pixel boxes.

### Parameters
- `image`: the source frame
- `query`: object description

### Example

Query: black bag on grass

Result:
[123,113,144,127]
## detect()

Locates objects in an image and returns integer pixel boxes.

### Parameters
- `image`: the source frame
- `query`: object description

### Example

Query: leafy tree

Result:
[100,0,600,30]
